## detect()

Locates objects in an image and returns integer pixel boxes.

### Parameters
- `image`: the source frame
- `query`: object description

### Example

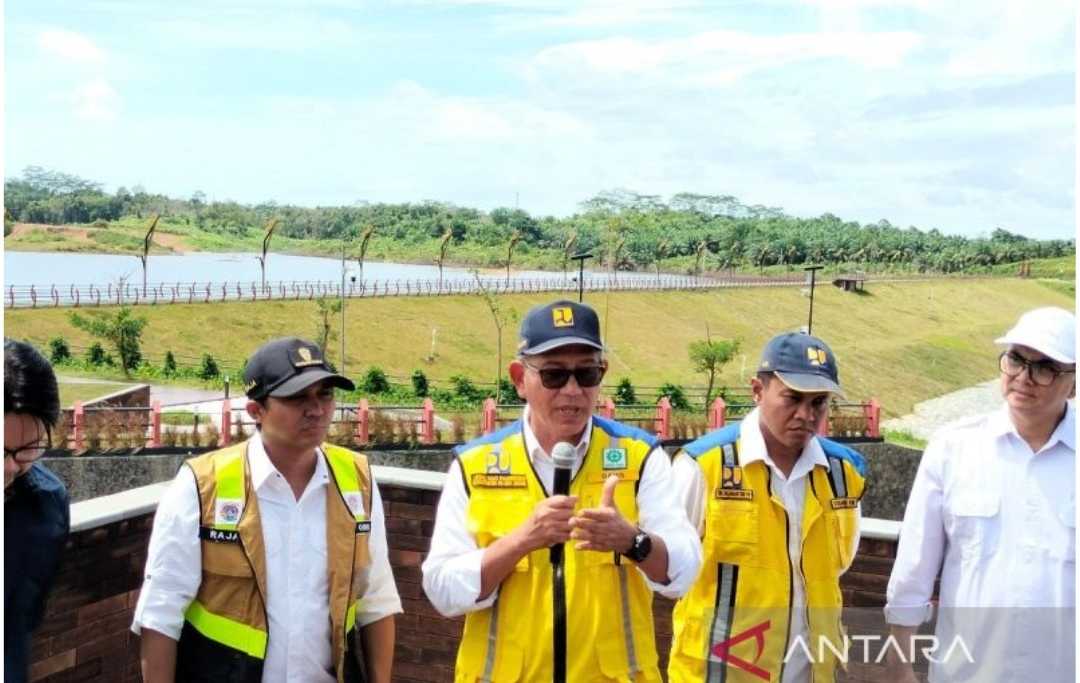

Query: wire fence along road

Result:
[6,272,836,308]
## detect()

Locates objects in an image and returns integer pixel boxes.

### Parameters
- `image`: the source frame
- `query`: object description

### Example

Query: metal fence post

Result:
[865,398,881,438]
[421,398,435,444]
[709,397,726,430]
[220,402,232,446]
[356,399,370,444]
[73,401,84,450]
[481,398,497,435]
[150,401,162,447]
[655,397,671,439]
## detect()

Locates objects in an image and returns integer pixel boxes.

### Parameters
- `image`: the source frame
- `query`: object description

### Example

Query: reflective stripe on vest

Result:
[184,599,268,659]
[325,447,368,522]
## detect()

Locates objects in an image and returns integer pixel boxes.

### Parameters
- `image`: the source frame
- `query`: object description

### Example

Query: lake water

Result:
[3,251,679,287]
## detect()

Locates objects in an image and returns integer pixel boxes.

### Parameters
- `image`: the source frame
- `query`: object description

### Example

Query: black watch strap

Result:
[624,529,652,563]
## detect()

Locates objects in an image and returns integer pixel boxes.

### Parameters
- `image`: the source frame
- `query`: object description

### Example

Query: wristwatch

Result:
[623,529,652,563]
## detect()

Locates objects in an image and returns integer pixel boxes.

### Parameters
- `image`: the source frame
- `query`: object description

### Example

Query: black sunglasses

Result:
[521,360,606,389]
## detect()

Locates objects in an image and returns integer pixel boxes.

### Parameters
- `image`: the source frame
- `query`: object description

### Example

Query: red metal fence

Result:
[57,396,881,452]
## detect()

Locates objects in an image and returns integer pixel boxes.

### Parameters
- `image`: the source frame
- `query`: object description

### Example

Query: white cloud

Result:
[37,29,106,65]
[526,29,922,89]
[72,78,120,121]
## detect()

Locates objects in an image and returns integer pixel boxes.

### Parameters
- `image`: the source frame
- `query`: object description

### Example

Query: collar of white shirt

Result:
[520,404,592,468]
[246,431,331,492]
[738,407,829,483]
[988,399,1076,453]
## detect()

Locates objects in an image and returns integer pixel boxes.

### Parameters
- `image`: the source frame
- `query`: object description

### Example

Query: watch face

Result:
[628,531,652,562]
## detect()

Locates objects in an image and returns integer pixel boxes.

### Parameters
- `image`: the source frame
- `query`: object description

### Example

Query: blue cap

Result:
[517,300,604,356]
[757,332,843,396]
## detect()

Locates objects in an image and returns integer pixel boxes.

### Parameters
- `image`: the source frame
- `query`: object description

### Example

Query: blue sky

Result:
[4,0,1075,238]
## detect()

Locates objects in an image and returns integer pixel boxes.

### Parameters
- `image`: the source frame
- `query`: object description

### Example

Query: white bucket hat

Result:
[994,307,1076,364]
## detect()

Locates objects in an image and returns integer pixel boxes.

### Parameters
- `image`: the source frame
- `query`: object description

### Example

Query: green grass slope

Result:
[5,278,1072,418]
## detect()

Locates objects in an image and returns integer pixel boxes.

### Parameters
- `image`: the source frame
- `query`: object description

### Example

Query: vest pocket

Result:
[707,501,759,566]
[828,508,858,572]
[202,542,255,577]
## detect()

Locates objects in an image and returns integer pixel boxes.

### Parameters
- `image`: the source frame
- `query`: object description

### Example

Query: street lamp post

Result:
[804,265,824,335]
[570,252,593,302]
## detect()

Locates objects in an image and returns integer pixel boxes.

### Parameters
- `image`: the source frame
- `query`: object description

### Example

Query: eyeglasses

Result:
[521,360,606,389]
[5,436,51,465]
[999,351,1075,387]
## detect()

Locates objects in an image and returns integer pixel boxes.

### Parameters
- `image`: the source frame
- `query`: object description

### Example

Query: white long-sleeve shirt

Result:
[132,432,402,683]
[670,408,862,683]
[885,402,1075,682]
[421,409,703,617]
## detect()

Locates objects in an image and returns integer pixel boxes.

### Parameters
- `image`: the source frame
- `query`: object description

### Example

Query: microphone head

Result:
[551,442,576,470]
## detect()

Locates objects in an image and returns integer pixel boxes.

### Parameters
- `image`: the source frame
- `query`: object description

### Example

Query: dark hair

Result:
[756,371,774,385]
[5,339,61,428]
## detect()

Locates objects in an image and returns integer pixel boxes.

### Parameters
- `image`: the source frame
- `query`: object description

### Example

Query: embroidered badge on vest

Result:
[214,498,244,526]
[714,463,754,500]
[471,473,528,488]
[485,448,511,475]
[602,447,627,470]
[830,497,859,510]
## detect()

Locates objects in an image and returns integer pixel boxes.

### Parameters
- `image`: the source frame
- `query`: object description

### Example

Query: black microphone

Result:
[550,441,575,683]
[549,441,576,565]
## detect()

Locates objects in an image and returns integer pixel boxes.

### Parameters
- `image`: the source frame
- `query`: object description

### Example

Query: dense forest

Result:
[5,166,1073,274]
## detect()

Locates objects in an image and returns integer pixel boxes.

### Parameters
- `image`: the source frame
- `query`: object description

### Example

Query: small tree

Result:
[614,377,637,405]
[473,271,518,403]
[450,375,482,403]
[361,367,390,394]
[657,382,690,410]
[689,334,740,413]
[48,336,71,364]
[313,297,342,355]
[163,350,178,377]
[411,369,429,398]
[69,306,147,376]
[86,342,108,366]
[200,353,220,379]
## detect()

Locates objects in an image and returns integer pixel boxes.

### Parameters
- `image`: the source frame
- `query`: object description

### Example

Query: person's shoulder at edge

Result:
[21,462,69,503]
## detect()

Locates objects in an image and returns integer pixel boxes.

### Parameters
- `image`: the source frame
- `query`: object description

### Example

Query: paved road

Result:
[882,380,1003,442]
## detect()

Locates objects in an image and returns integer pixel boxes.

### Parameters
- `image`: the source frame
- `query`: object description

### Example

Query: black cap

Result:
[757,332,844,397]
[243,337,355,400]
[517,300,604,356]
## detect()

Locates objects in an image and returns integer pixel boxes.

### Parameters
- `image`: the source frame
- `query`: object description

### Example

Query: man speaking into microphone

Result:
[423,300,701,682]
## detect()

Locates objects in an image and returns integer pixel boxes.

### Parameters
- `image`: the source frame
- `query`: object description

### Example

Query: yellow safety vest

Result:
[669,423,866,683]
[177,440,373,683]
[454,416,663,683]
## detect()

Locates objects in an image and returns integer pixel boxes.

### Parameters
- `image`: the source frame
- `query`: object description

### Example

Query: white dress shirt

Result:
[421,407,703,617]
[886,402,1075,682]
[132,432,402,682]
[670,408,861,683]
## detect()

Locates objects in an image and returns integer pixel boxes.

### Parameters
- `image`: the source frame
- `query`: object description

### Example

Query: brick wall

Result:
[29,483,901,682]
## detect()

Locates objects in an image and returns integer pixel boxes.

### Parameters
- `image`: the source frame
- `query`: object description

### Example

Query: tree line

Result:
[5,166,1073,274]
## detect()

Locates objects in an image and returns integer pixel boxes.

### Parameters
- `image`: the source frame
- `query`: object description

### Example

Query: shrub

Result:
[361,366,391,394]
[411,369,429,397]
[497,377,522,404]
[200,353,220,379]
[163,350,178,377]
[450,375,482,402]
[614,377,637,405]
[48,336,71,364]
[657,382,690,410]
[86,342,108,366]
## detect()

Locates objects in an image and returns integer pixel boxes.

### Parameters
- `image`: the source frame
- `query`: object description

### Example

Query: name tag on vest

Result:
[830,497,859,510]
[356,521,372,534]
[199,526,241,544]
[714,488,754,501]
[471,473,528,489]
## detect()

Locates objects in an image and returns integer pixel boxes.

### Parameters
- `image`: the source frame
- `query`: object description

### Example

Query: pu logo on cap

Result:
[807,348,827,366]
[294,346,323,368]
[552,307,574,328]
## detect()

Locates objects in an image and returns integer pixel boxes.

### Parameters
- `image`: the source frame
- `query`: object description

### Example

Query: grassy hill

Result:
[6,277,1073,418]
